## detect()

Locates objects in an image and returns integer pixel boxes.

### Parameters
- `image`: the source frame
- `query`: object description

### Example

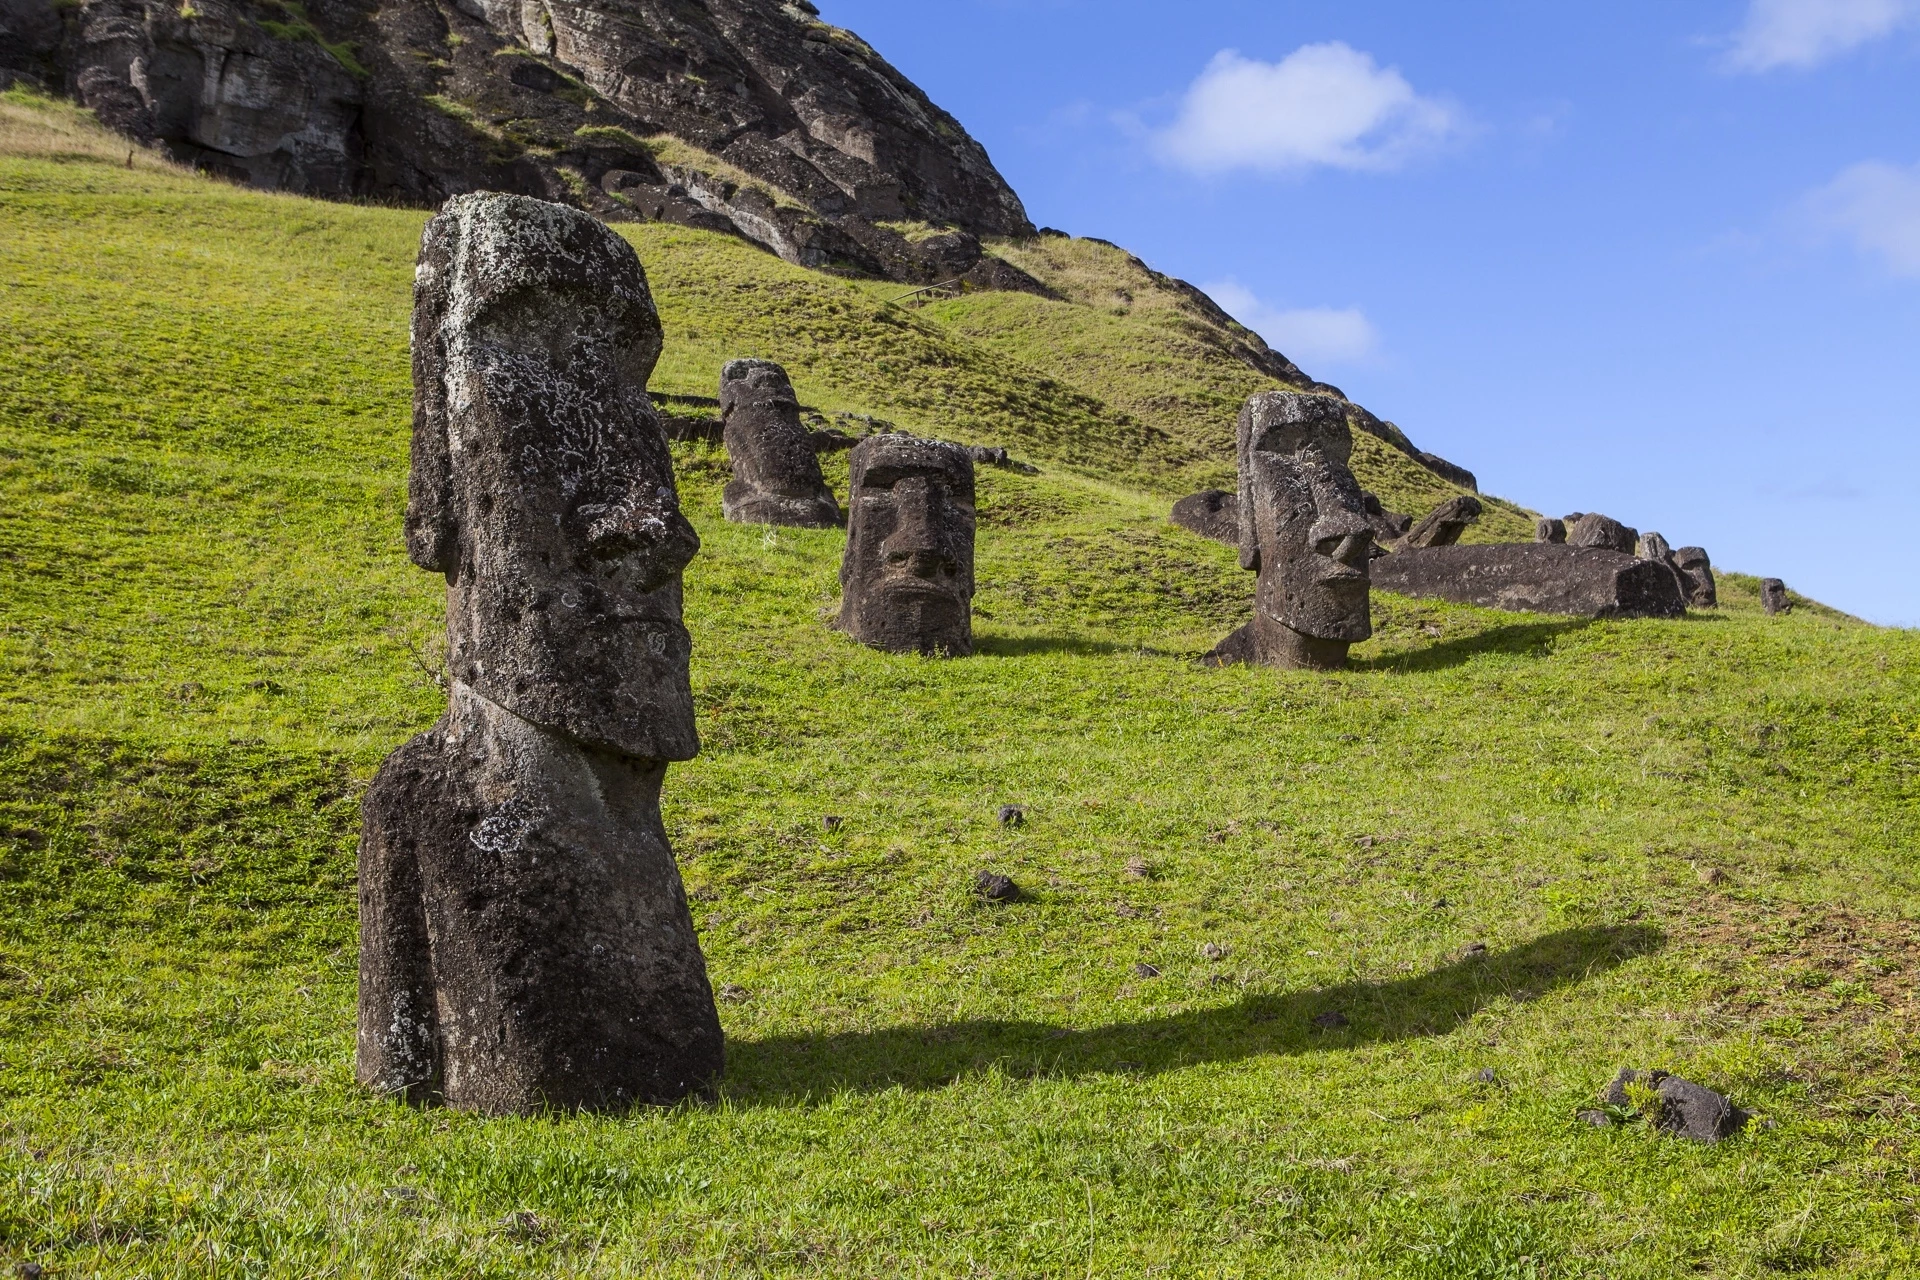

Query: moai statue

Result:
[357,193,723,1116]
[1570,513,1639,555]
[1640,531,1673,562]
[1207,392,1373,671]
[1673,547,1718,608]
[1400,495,1483,549]
[719,359,841,528]
[1535,517,1568,544]
[836,434,976,656]
[1762,579,1792,615]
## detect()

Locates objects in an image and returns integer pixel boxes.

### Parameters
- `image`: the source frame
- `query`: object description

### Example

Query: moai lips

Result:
[360,193,722,1116]
[1207,392,1374,671]
[718,358,841,528]
[836,434,976,656]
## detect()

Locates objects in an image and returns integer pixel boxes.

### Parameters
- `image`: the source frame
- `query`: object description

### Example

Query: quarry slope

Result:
[2,94,1918,1278]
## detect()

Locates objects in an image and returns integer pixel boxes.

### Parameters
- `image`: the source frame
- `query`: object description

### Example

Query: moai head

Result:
[1673,546,1717,608]
[405,193,699,761]
[718,359,841,528]
[1536,517,1568,544]
[838,434,976,656]
[1641,532,1673,561]
[1237,392,1374,645]
[1762,578,1792,615]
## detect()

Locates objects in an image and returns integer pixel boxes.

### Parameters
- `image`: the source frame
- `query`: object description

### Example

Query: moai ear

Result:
[404,209,460,576]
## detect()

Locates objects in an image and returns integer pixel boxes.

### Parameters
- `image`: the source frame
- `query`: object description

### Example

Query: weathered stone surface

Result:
[975,871,1016,902]
[1363,492,1413,544]
[1170,488,1239,546]
[1206,392,1373,671]
[1640,531,1673,562]
[1369,543,1687,619]
[1535,517,1567,544]
[1763,579,1791,615]
[718,358,840,528]
[1399,494,1483,549]
[1602,1069,1748,1144]
[1673,546,1717,608]
[836,433,975,656]
[1569,513,1639,555]
[360,193,721,1115]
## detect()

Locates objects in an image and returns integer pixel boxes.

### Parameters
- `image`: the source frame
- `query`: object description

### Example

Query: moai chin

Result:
[718,358,841,528]
[358,193,723,1116]
[836,434,976,656]
[1207,392,1374,671]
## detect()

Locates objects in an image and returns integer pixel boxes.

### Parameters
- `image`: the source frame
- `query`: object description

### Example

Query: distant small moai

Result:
[1207,392,1374,671]
[835,434,976,656]
[357,193,723,1116]
[719,358,841,528]
[1762,579,1792,615]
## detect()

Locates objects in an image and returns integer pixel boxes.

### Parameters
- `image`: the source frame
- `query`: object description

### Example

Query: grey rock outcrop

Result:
[836,433,975,656]
[718,358,839,528]
[1569,513,1639,556]
[359,193,722,1115]
[1673,547,1717,608]
[1398,494,1483,550]
[1206,392,1373,671]
[1763,579,1791,615]
[1640,531,1672,562]
[1170,488,1239,546]
[1369,544,1687,619]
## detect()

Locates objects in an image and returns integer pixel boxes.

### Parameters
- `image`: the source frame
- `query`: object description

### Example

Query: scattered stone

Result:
[998,804,1026,827]
[1433,898,1450,909]
[975,871,1018,903]
[1696,864,1728,887]
[358,194,723,1116]
[1475,1067,1499,1084]
[1124,857,1152,881]
[807,428,861,454]
[1568,514,1639,555]
[19,1264,45,1280]
[1134,963,1161,979]
[967,445,1008,466]
[1169,488,1240,546]
[1206,393,1374,671]
[1311,1010,1350,1030]
[1398,495,1484,549]
[1639,531,1673,561]
[822,815,844,832]
[1355,834,1375,848]
[718,983,751,1003]
[1201,942,1229,960]
[1762,579,1792,616]
[1363,491,1413,543]
[1602,1069,1748,1143]
[719,359,842,528]
[1672,547,1718,608]
[1463,942,1489,958]
[835,435,976,657]
[1577,1108,1614,1128]
[1369,544,1687,619]
[1535,517,1567,544]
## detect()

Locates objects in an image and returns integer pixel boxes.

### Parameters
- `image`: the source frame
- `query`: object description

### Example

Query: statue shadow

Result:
[972,634,1138,659]
[1354,617,1597,674]
[721,924,1659,1105]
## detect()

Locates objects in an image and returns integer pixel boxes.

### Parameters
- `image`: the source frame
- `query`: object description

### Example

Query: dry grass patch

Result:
[0,86,178,172]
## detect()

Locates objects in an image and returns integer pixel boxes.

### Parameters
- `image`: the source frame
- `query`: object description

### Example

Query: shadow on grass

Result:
[972,633,1136,659]
[1355,618,1596,673]
[723,924,1660,1104]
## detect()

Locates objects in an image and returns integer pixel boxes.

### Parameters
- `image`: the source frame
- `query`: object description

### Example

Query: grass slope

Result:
[3,91,1919,1277]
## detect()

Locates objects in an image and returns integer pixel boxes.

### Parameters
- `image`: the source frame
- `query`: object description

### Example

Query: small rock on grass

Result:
[975,871,1018,902]
[1124,857,1151,880]
[1312,1010,1349,1030]
[997,804,1025,827]
[19,1264,45,1280]
[1463,942,1489,958]
[821,815,843,832]
[1577,1109,1614,1128]
[1134,962,1161,979]
[718,983,750,1003]
[1475,1067,1499,1084]
[1603,1068,1748,1143]
[1201,942,1229,960]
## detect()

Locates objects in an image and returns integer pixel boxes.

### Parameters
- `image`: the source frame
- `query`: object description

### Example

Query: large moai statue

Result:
[357,193,724,1116]
[719,358,841,528]
[1673,546,1718,608]
[835,433,976,656]
[1207,392,1374,671]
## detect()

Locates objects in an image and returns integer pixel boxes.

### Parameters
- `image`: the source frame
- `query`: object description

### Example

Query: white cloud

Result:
[1206,280,1380,366]
[1153,44,1458,175]
[1805,160,1920,276]
[1726,0,1918,71]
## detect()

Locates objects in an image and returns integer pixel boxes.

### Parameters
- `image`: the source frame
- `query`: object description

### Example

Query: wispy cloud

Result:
[1152,44,1458,176]
[1804,160,1920,277]
[1725,0,1918,72]
[1206,280,1380,366]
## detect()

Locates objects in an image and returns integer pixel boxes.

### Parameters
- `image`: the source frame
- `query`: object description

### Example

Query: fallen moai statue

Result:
[1364,492,1413,544]
[1673,546,1717,608]
[1206,392,1374,670]
[836,434,977,656]
[1170,488,1239,545]
[1569,513,1639,555]
[1763,578,1792,615]
[1369,543,1687,618]
[358,193,724,1116]
[1399,495,1483,549]
[720,359,842,528]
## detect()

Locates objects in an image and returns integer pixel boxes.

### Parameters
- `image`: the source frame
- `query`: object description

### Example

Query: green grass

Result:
[2,92,1919,1276]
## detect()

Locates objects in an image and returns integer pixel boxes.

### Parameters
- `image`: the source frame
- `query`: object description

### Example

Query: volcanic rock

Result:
[719,358,841,528]
[1602,1069,1748,1144]
[1398,495,1484,549]
[1369,544,1687,619]
[1569,514,1639,555]
[1535,517,1567,544]
[1169,488,1239,546]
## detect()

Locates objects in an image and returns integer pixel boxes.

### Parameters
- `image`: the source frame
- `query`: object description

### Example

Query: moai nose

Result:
[880,477,956,577]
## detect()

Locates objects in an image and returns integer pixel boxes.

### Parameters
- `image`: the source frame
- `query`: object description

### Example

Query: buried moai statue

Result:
[719,359,841,528]
[1535,517,1567,544]
[1399,494,1483,549]
[1673,546,1717,608]
[835,434,977,656]
[357,193,723,1116]
[1207,392,1374,671]
[1762,579,1792,615]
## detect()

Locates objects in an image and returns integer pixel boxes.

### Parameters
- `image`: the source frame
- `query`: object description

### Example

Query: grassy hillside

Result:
[3,89,1919,1277]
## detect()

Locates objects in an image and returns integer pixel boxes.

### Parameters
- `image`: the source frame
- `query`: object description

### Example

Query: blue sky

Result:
[816,0,1920,625]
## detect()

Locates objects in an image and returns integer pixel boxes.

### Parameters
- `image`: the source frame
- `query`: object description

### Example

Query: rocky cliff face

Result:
[2,0,1043,286]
